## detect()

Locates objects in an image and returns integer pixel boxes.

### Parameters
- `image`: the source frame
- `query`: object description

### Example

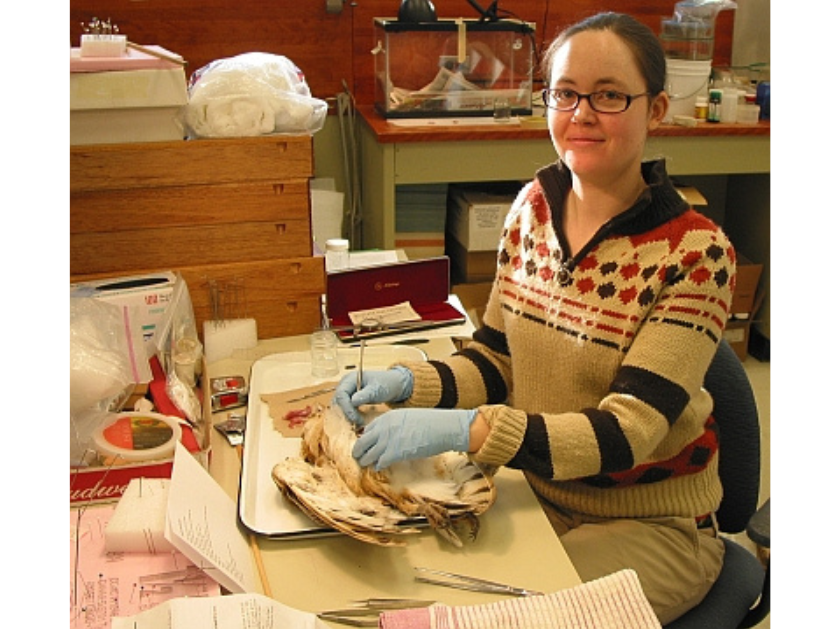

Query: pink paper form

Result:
[70,504,221,629]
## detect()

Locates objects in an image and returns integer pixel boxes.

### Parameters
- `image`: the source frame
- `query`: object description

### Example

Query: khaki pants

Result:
[544,506,725,625]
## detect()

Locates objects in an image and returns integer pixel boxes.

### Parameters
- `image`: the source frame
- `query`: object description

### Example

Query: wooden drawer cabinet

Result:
[70,135,326,339]
[70,135,314,190]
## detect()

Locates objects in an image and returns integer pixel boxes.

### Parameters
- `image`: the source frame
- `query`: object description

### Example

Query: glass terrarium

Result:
[372,18,536,118]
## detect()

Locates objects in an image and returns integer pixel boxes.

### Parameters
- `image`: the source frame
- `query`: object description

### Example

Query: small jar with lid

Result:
[325,238,350,272]
[694,95,709,121]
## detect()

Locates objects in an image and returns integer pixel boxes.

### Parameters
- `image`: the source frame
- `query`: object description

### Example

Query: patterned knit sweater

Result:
[400,159,735,521]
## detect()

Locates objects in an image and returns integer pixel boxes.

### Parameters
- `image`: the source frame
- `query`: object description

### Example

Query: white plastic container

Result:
[325,238,350,272]
[737,104,760,125]
[720,87,739,123]
[664,58,712,121]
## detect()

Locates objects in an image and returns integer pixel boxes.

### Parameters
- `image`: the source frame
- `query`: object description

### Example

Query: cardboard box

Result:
[722,255,765,361]
[674,185,708,209]
[70,422,211,506]
[452,281,493,327]
[70,359,213,506]
[70,66,187,145]
[731,255,764,318]
[446,237,497,283]
[447,186,516,251]
[723,320,751,361]
[71,271,178,348]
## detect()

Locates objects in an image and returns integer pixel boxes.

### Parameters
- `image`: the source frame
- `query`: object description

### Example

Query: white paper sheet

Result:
[111,593,329,629]
[165,442,260,594]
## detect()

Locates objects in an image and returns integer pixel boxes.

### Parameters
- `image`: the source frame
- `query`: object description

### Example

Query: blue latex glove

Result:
[352,408,478,471]
[332,366,414,426]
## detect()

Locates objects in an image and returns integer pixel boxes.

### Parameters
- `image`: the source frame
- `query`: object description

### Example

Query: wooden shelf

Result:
[358,105,769,144]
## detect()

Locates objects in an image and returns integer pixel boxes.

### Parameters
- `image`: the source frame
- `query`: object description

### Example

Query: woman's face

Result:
[547,30,668,187]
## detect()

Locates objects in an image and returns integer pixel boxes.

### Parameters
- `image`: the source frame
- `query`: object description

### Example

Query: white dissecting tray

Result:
[238,344,427,538]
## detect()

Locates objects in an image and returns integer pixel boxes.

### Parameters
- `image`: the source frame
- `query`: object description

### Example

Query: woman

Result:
[334,12,732,623]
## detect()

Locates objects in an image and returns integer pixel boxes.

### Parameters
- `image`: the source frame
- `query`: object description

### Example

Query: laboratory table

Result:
[357,104,770,250]
[206,334,582,622]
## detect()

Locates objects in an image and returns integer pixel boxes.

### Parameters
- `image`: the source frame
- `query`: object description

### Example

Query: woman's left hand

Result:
[352,408,478,470]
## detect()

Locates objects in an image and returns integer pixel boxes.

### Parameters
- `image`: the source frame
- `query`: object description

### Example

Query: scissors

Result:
[413,567,543,597]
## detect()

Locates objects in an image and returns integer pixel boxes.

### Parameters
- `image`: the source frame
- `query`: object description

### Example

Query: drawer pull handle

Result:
[272,183,285,195]
[275,223,287,234]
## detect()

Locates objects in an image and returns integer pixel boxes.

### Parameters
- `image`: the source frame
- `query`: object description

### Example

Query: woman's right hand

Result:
[332,366,414,426]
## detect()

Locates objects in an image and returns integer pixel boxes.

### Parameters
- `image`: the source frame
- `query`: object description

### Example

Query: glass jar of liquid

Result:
[694,95,708,121]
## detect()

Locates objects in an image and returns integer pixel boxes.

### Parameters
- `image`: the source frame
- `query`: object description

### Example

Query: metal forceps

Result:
[330,317,430,340]
[414,567,543,597]
[318,598,435,627]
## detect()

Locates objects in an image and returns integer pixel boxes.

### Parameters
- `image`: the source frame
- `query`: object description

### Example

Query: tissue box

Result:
[373,18,535,118]
[70,60,187,145]
[70,271,178,347]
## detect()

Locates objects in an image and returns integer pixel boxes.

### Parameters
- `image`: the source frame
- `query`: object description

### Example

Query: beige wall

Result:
[732,0,771,70]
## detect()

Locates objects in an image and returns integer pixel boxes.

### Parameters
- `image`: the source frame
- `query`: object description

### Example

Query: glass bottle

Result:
[707,89,722,123]
[694,96,708,121]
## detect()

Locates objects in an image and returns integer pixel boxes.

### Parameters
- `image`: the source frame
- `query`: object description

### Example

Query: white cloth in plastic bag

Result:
[184,52,327,138]
[71,298,153,464]
[70,298,150,416]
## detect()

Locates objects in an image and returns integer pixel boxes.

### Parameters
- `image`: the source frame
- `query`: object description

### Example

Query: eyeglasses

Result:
[542,88,651,114]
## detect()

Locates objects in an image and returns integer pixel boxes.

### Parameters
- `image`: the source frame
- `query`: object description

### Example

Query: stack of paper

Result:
[395,184,448,260]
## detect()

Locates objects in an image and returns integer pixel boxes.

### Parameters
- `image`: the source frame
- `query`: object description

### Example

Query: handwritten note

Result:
[165,442,261,594]
[348,300,420,326]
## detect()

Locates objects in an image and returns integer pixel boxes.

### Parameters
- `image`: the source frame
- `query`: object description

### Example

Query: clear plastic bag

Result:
[70,297,152,416]
[70,298,153,465]
[183,52,327,138]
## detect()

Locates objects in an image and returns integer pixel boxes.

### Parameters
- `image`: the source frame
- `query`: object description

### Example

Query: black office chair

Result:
[665,339,770,629]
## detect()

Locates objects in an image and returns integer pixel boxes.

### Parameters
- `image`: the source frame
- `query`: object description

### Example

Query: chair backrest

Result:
[702,339,761,533]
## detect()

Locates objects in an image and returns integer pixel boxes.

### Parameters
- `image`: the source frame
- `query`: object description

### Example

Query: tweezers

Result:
[285,386,337,403]
[318,598,435,627]
[414,567,543,597]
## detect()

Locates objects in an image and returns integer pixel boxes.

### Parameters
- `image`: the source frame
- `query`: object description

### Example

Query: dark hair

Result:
[541,12,666,96]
